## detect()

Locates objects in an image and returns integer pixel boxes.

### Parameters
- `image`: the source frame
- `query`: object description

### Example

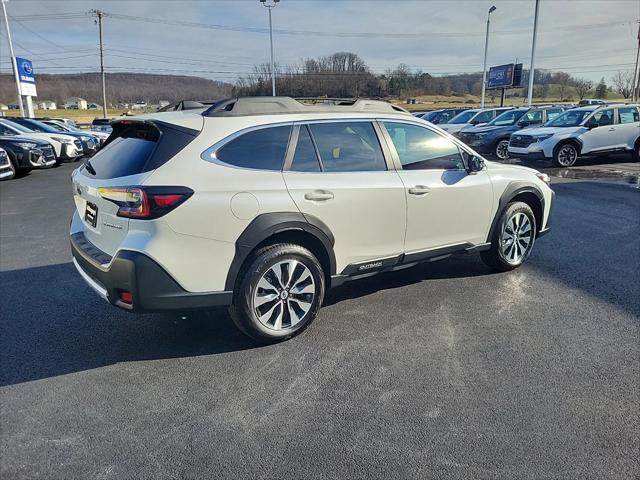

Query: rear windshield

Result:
[84,121,197,179]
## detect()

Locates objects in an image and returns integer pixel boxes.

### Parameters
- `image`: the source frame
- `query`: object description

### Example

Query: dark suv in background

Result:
[457,106,565,159]
[421,107,470,124]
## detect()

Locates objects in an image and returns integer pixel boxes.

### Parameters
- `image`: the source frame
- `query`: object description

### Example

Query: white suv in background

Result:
[508,104,640,167]
[0,119,83,162]
[70,97,554,342]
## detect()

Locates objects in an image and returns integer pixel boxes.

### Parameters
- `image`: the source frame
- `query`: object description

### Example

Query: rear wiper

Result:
[84,158,96,175]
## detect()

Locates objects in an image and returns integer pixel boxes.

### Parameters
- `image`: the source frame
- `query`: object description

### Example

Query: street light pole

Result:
[260,0,279,96]
[480,6,496,108]
[527,0,541,106]
[1,0,25,116]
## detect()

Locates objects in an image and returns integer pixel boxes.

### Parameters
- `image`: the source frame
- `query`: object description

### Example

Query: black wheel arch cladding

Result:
[486,181,545,243]
[224,212,336,291]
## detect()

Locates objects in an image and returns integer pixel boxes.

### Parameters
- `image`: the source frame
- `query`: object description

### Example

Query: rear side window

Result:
[216,125,291,171]
[308,122,386,172]
[618,107,639,124]
[85,121,196,179]
[546,108,563,121]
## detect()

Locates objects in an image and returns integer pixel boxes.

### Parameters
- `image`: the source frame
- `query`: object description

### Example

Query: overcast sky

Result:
[1,0,638,84]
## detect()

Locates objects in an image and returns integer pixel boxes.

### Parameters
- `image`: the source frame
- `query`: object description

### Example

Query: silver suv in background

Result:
[508,104,640,167]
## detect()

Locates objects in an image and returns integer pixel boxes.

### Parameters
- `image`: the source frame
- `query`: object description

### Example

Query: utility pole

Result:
[527,0,541,107]
[481,5,497,108]
[1,0,25,116]
[260,0,280,96]
[90,9,108,118]
[632,21,640,102]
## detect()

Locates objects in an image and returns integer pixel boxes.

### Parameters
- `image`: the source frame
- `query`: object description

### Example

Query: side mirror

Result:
[469,120,479,126]
[465,154,484,173]
[517,121,530,128]
[586,119,598,129]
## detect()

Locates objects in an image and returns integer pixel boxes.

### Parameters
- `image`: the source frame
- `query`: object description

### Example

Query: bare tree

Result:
[553,72,572,101]
[612,70,634,98]
[574,78,593,101]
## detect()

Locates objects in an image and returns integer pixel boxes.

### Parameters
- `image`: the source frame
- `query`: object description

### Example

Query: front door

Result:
[380,121,494,255]
[581,108,617,153]
[283,121,407,273]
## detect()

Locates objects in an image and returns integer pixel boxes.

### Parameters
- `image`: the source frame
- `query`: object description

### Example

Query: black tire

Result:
[494,139,510,160]
[632,138,639,162]
[229,243,325,343]
[552,141,579,167]
[0,158,17,181]
[481,201,537,272]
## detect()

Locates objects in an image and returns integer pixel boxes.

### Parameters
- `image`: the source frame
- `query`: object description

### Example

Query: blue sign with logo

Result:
[16,57,37,96]
[487,63,514,89]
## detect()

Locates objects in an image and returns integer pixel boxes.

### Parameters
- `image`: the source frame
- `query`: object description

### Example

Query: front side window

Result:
[215,125,291,171]
[618,107,639,124]
[307,122,386,172]
[383,122,465,171]
[590,109,614,126]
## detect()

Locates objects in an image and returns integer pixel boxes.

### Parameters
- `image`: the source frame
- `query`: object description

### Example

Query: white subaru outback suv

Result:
[508,104,640,167]
[70,97,554,342]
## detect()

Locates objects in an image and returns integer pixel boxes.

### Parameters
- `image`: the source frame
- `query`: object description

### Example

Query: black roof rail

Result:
[202,96,410,117]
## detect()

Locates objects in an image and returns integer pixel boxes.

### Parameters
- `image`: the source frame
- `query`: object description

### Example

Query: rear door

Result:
[615,106,640,149]
[283,121,406,272]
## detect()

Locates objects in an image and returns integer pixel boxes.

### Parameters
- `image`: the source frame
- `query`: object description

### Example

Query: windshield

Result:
[17,119,60,134]
[545,110,592,127]
[422,111,441,121]
[2,121,33,133]
[448,110,477,124]
[488,109,527,127]
[45,122,68,132]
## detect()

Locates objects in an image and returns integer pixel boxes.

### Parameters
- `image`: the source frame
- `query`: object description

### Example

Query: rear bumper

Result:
[70,232,232,312]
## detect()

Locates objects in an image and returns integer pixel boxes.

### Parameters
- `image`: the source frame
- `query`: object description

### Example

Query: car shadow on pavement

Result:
[0,262,259,387]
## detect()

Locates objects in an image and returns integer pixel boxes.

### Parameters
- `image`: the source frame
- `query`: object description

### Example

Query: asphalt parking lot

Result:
[1,158,639,479]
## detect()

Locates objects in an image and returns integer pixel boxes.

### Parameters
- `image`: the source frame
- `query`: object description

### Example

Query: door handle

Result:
[608,128,616,131]
[408,185,431,195]
[304,190,334,201]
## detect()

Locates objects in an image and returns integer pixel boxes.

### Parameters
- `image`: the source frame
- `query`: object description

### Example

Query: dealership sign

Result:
[487,63,523,90]
[16,57,37,96]
[487,64,514,89]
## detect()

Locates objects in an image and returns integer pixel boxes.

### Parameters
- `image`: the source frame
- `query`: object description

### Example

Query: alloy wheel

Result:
[253,260,316,330]
[500,212,533,265]
[557,144,577,166]
[496,140,510,160]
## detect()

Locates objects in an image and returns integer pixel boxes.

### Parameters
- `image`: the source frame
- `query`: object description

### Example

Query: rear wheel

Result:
[553,142,579,167]
[495,139,510,160]
[229,243,325,343]
[481,201,536,271]
[632,138,639,162]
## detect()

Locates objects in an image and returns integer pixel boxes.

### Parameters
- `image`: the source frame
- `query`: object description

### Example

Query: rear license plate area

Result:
[85,201,98,228]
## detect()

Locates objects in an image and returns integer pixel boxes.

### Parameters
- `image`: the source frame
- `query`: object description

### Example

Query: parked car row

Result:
[0,117,110,181]
[422,103,640,167]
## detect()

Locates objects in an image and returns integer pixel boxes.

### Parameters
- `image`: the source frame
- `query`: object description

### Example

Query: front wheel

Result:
[632,139,639,162]
[229,243,325,343]
[0,158,17,181]
[495,139,510,160]
[481,201,536,271]
[553,142,579,167]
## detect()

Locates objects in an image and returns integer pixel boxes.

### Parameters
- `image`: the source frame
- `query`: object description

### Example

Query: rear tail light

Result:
[98,186,193,219]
